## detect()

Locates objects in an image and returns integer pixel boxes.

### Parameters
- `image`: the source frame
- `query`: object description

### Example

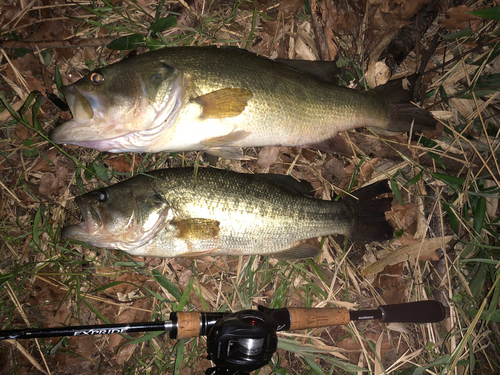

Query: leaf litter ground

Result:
[0,0,499,374]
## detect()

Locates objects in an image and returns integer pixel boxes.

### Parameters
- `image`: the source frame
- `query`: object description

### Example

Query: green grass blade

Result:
[152,269,182,301]
[467,7,500,20]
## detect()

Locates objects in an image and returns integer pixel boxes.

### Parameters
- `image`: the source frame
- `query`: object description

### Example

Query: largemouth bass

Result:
[62,167,393,259]
[51,47,435,158]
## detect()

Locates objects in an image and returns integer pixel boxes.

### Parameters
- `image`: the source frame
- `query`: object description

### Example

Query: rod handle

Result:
[169,311,228,339]
[378,301,446,323]
[287,307,350,330]
[171,311,201,339]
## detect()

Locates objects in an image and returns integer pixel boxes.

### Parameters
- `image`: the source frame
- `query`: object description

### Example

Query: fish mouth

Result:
[62,197,103,242]
[62,194,169,251]
[50,75,184,153]
[50,84,121,150]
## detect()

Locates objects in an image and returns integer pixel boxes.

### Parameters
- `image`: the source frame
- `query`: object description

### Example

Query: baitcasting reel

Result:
[206,310,278,375]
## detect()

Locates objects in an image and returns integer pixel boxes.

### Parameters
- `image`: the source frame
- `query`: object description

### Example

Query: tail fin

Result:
[347,181,394,241]
[373,75,436,132]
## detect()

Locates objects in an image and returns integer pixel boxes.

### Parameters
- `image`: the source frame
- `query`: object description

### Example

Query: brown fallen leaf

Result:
[257,146,281,169]
[359,157,380,183]
[5,340,47,373]
[39,164,69,197]
[322,157,347,187]
[0,4,35,37]
[417,251,440,262]
[179,269,193,287]
[373,263,407,305]
[15,122,33,141]
[440,5,482,31]
[104,154,143,173]
[423,120,444,139]
[277,0,304,13]
[114,342,137,365]
[388,203,418,231]
[31,149,58,173]
[361,236,453,275]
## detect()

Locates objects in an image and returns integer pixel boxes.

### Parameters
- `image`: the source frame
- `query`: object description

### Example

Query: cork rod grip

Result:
[175,311,201,339]
[288,308,350,330]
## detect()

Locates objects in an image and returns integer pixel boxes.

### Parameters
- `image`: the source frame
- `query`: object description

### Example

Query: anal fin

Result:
[307,133,353,156]
[272,243,322,260]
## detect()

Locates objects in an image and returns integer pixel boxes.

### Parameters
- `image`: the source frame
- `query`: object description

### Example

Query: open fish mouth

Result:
[50,75,184,153]
[51,85,107,144]
[61,197,102,242]
[50,85,122,147]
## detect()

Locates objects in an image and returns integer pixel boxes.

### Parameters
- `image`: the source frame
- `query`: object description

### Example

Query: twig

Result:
[413,27,447,103]
[378,0,440,76]
[309,0,329,61]
[0,37,112,50]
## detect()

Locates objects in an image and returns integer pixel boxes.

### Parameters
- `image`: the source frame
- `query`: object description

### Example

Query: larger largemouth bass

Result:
[62,168,393,259]
[51,47,435,158]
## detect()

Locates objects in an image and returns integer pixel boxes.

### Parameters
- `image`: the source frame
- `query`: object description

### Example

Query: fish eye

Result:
[90,72,104,85]
[96,189,109,202]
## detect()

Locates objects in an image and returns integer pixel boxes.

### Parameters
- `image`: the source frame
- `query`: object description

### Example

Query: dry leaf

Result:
[179,269,193,287]
[386,322,409,334]
[31,149,58,173]
[114,343,137,365]
[257,146,281,169]
[0,5,35,37]
[440,5,482,31]
[362,236,454,275]
[388,203,418,230]
[484,180,499,220]
[277,0,304,13]
[5,340,46,373]
[359,157,380,182]
[15,123,33,141]
[104,154,143,173]
[374,331,384,375]
[39,165,68,197]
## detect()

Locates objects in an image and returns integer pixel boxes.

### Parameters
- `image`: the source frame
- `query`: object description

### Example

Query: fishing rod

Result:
[1,300,446,375]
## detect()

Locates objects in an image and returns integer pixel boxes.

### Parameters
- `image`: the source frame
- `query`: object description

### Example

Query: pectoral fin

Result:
[272,243,323,260]
[202,130,251,147]
[193,88,253,118]
[172,218,220,240]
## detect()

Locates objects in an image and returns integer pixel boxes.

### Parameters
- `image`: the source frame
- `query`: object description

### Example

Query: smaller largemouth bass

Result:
[62,168,393,259]
[50,47,435,158]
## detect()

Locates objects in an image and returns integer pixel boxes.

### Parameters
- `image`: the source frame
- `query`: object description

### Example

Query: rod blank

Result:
[0,321,173,341]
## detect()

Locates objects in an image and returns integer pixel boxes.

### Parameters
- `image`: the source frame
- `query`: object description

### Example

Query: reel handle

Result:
[259,300,446,332]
